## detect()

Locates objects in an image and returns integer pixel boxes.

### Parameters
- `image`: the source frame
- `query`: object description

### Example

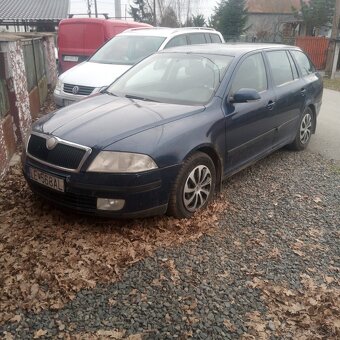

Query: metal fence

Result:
[0,78,10,119]
[22,38,47,105]
[295,36,330,70]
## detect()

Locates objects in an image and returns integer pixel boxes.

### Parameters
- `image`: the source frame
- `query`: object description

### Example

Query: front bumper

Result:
[23,156,181,218]
[53,90,85,107]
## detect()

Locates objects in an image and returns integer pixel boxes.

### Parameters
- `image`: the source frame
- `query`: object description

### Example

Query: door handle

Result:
[301,88,307,96]
[267,100,275,110]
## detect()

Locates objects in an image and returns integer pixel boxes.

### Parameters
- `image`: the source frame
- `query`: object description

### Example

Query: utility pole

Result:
[325,0,340,78]
[87,0,92,17]
[115,0,122,19]
[154,0,156,25]
[94,0,98,18]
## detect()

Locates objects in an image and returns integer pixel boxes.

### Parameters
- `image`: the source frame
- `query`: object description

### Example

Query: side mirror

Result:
[231,88,261,103]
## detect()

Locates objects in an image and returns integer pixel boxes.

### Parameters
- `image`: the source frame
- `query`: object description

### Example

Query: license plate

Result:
[64,55,78,62]
[29,167,65,192]
[64,99,75,106]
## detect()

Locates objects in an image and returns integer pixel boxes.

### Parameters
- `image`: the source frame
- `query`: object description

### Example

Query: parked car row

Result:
[54,27,224,107]
[24,43,323,218]
[58,18,152,73]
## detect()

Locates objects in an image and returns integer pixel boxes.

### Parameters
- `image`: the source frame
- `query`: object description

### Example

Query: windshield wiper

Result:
[103,90,118,96]
[125,94,158,102]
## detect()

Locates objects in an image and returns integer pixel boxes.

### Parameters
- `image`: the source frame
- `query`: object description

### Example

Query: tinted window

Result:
[266,51,294,86]
[165,35,188,49]
[210,34,222,43]
[231,53,267,94]
[189,33,206,44]
[291,50,315,76]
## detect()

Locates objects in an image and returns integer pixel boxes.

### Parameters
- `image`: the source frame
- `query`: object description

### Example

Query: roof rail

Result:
[125,26,216,33]
[124,27,162,32]
[175,27,216,31]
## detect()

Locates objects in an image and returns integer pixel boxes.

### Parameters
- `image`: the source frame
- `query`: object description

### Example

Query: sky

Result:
[69,0,218,22]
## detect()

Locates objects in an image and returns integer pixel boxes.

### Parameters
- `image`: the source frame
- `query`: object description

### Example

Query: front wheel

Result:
[167,152,216,219]
[288,107,314,151]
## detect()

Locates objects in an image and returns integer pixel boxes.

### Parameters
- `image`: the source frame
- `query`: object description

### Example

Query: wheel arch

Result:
[308,103,317,133]
[184,144,223,192]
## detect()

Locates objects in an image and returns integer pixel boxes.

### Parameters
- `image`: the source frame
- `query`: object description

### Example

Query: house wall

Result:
[245,13,299,43]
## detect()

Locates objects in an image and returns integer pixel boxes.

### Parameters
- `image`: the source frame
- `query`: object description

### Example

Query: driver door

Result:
[224,52,277,174]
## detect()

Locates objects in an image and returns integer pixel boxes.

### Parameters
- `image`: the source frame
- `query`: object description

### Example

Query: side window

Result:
[188,33,206,44]
[266,50,294,86]
[165,35,188,49]
[204,33,212,43]
[210,34,222,43]
[287,52,299,79]
[290,50,315,77]
[231,53,267,94]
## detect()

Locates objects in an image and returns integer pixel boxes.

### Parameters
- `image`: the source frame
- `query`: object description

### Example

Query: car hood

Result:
[33,94,205,148]
[59,61,131,88]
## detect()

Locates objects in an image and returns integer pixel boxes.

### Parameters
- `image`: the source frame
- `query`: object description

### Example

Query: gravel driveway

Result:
[0,148,339,339]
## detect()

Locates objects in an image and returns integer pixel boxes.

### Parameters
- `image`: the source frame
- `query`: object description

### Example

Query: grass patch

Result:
[323,77,340,91]
[330,164,340,174]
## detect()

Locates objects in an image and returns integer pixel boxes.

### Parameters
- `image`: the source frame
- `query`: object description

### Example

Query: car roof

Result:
[157,43,301,56]
[118,27,221,38]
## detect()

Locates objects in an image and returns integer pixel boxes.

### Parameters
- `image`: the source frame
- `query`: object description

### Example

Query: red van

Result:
[58,18,152,73]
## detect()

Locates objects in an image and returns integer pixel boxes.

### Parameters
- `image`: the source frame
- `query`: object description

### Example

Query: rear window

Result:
[290,50,315,76]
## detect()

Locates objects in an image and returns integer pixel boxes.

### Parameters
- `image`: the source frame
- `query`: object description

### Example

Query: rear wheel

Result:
[167,152,216,219]
[288,107,314,151]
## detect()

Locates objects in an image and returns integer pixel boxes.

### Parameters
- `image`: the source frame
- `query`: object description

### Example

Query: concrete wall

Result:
[0,33,57,178]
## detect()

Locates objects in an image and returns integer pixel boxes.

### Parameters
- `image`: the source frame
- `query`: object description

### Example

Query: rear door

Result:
[224,52,277,173]
[290,50,323,112]
[264,50,306,146]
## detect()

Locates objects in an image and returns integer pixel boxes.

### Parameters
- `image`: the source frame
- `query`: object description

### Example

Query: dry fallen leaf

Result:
[10,315,21,323]
[223,319,237,332]
[96,329,125,338]
[127,334,143,340]
[312,196,322,203]
[33,329,47,338]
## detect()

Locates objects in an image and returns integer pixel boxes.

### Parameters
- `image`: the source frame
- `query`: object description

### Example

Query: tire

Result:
[167,152,216,219]
[288,107,314,151]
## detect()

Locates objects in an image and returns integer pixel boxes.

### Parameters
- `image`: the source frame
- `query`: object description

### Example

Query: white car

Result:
[53,27,224,107]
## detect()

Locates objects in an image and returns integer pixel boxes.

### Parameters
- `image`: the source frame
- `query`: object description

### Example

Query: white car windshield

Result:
[90,35,166,65]
[107,53,234,106]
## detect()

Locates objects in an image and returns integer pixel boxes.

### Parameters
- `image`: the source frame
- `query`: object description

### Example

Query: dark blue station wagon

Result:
[23,44,323,218]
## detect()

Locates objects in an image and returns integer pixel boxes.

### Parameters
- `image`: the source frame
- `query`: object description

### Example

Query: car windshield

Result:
[107,53,234,105]
[90,35,166,65]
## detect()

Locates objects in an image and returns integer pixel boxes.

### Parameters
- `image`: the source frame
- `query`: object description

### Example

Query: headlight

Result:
[87,151,158,173]
[55,78,63,92]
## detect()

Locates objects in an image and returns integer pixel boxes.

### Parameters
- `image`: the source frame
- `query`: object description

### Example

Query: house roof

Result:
[246,0,304,14]
[0,0,69,21]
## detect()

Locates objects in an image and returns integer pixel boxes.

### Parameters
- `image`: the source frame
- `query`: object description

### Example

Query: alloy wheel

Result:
[300,112,312,144]
[183,165,212,212]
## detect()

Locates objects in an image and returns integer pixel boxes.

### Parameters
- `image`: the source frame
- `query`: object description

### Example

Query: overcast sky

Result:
[69,0,218,21]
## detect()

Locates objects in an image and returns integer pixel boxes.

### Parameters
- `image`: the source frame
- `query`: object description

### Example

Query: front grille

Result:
[29,180,97,211]
[63,83,95,96]
[27,134,87,170]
